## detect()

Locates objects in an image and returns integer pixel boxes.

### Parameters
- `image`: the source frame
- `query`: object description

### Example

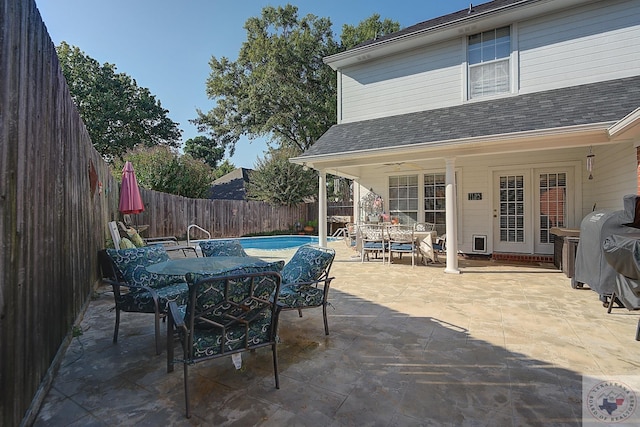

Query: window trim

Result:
[465,25,516,101]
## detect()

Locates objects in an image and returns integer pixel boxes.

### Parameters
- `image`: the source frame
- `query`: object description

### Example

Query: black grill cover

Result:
[573,195,640,295]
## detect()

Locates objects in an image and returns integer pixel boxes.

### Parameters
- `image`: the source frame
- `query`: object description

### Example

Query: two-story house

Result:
[293,0,640,272]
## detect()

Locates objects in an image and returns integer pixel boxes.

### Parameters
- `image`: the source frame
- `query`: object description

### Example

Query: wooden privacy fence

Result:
[138,189,309,240]
[1,1,120,425]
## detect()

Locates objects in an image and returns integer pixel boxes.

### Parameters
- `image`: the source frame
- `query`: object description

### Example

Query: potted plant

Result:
[304,220,318,233]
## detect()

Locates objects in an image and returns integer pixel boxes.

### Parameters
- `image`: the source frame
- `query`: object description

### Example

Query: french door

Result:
[494,168,571,254]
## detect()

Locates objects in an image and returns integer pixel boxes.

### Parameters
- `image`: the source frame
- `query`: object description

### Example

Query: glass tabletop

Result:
[145,256,273,276]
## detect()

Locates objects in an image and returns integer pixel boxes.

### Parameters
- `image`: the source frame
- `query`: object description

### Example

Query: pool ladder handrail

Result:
[187,224,211,246]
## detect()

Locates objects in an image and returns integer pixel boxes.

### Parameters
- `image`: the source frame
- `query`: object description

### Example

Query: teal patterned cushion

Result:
[191,310,274,357]
[199,240,248,257]
[106,245,184,289]
[116,282,189,313]
[184,272,280,355]
[106,245,189,311]
[278,284,324,308]
[280,245,335,285]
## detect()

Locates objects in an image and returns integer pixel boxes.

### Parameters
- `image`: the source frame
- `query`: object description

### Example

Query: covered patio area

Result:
[35,241,640,425]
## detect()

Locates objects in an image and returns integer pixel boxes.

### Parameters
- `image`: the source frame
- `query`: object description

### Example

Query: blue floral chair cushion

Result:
[105,245,188,312]
[276,245,336,335]
[199,240,248,257]
[280,245,335,285]
[184,260,284,321]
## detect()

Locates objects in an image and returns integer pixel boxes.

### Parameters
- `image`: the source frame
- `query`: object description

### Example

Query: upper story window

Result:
[468,26,511,99]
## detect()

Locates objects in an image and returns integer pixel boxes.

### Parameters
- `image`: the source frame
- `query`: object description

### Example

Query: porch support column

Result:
[318,169,328,247]
[445,158,460,274]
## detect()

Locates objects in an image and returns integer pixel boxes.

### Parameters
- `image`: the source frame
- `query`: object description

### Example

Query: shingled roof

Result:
[300,76,640,159]
[355,0,525,49]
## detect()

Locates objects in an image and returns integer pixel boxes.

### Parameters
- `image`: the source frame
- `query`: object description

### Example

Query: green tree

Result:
[339,14,400,49]
[113,146,213,199]
[246,147,317,206]
[193,4,338,155]
[183,135,226,169]
[57,42,182,162]
[195,6,398,203]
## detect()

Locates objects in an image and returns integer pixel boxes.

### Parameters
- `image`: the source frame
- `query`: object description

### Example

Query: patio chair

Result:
[99,245,189,355]
[277,245,336,335]
[414,222,436,232]
[387,225,416,266]
[344,222,357,249]
[198,239,248,257]
[167,270,282,418]
[359,224,386,263]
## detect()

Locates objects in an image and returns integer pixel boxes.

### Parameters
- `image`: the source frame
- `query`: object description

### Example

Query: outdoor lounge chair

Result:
[198,239,248,257]
[277,245,336,335]
[167,270,282,418]
[110,221,197,256]
[99,245,190,355]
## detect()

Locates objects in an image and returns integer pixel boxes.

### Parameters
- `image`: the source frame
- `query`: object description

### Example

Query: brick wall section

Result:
[492,253,554,264]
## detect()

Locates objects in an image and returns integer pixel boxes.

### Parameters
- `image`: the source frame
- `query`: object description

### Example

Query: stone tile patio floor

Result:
[33,241,640,426]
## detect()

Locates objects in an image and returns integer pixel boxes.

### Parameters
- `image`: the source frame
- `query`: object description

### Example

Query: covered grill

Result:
[573,195,640,297]
[602,233,640,340]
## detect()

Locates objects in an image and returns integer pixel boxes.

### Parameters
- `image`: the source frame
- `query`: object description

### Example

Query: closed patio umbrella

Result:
[119,161,145,215]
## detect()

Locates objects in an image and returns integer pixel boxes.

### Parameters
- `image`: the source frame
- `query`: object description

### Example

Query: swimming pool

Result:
[218,235,335,250]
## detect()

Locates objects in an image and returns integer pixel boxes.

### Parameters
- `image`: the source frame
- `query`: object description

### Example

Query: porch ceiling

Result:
[292,76,640,179]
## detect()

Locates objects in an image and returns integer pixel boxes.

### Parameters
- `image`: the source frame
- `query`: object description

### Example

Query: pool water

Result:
[220,235,334,250]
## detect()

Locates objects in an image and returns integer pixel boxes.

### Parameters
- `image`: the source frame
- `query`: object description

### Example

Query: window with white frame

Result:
[388,175,418,224]
[424,173,447,231]
[468,26,511,99]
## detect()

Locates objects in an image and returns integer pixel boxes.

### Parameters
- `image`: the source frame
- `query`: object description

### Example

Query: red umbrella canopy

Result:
[119,161,145,214]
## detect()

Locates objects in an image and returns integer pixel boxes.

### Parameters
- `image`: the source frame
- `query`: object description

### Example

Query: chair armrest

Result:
[101,277,152,293]
[167,301,186,330]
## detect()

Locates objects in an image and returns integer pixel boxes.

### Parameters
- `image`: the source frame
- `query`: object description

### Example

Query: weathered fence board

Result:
[136,190,309,240]
[1,2,347,425]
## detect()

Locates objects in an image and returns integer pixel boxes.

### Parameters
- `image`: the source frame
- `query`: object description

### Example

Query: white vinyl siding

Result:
[519,0,640,93]
[339,39,462,123]
[582,141,636,214]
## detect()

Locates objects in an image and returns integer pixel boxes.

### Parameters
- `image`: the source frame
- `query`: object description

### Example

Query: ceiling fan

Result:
[381,161,423,171]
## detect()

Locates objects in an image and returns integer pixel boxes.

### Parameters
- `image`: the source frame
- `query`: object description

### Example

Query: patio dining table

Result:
[145,255,279,276]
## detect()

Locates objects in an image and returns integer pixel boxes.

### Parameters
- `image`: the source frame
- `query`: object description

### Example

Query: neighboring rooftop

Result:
[209,167,252,200]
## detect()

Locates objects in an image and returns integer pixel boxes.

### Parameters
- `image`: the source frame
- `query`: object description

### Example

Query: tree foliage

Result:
[194,6,399,204]
[57,42,182,163]
[339,14,400,50]
[193,4,338,155]
[112,146,213,199]
[246,148,317,206]
[184,135,227,169]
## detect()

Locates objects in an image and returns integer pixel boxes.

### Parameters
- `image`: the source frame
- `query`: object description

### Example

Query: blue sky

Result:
[36,0,474,169]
